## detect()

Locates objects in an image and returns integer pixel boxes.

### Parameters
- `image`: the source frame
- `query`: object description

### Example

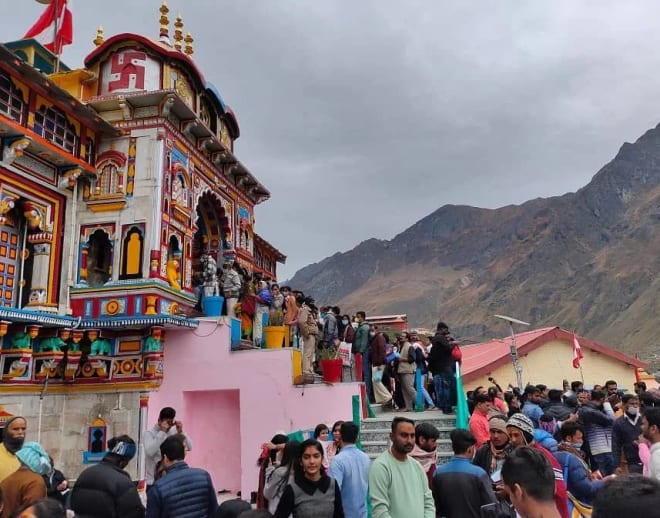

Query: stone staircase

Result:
[360,410,457,465]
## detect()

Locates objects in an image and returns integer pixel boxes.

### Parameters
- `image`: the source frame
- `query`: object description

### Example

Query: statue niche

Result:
[87,229,112,287]
[166,235,182,290]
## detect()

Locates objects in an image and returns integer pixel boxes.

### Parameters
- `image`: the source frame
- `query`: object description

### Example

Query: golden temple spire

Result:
[93,25,104,47]
[159,0,170,44]
[174,14,183,51]
[184,32,194,56]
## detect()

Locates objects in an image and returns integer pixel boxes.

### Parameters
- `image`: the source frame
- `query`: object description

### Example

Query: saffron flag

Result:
[455,361,469,430]
[24,0,73,55]
[572,333,583,369]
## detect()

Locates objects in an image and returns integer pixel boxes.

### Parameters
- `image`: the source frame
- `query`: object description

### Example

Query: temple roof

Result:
[0,44,119,136]
[254,234,287,263]
[83,33,240,136]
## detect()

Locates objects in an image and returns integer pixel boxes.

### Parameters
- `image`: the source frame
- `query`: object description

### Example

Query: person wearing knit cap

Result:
[473,415,513,477]
[0,416,27,483]
[0,442,48,518]
[70,435,144,518]
[506,414,570,518]
[472,415,515,517]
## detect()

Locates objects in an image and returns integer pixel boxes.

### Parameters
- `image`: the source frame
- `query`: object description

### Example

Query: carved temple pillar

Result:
[25,233,53,307]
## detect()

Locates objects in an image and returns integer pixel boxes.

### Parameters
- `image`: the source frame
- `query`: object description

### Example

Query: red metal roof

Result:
[461,326,646,383]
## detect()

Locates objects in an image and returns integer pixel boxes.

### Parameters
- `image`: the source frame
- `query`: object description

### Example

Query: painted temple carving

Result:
[0,5,285,391]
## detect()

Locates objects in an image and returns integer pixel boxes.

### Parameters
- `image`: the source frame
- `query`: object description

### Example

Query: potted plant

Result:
[318,346,342,383]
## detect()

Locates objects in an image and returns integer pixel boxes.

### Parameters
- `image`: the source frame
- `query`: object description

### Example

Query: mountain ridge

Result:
[289,123,660,354]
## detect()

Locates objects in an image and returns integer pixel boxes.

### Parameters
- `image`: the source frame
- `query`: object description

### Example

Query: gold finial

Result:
[174,14,183,51]
[159,0,170,43]
[93,25,104,47]
[184,32,194,56]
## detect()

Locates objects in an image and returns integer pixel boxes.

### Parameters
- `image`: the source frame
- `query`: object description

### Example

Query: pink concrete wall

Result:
[183,389,241,492]
[148,319,361,497]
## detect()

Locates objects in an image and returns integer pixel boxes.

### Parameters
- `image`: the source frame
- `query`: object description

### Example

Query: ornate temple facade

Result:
[0,5,285,478]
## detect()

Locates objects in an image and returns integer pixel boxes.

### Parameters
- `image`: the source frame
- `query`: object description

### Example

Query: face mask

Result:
[369,332,376,337]
[627,407,639,416]
[569,441,583,450]
[342,320,349,325]
[4,435,25,453]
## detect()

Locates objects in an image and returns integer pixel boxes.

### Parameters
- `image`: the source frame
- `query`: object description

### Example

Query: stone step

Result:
[361,439,453,452]
[359,409,457,465]
[362,443,454,462]
[360,427,454,442]
[366,451,454,461]
[361,413,456,431]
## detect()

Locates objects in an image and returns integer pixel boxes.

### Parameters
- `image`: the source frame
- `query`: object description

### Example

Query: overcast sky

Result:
[4,1,660,279]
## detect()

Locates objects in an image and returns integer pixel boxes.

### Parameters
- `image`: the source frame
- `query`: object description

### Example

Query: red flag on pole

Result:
[572,332,583,369]
[24,0,73,55]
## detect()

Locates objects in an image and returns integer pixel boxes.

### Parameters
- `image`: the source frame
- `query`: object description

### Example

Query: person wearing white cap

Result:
[0,441,49,517]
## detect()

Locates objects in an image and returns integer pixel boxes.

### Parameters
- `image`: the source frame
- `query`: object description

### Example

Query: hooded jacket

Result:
[70,455,145,518]
[427,332,454,375]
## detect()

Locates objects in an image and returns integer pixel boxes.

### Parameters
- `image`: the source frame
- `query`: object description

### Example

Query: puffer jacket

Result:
[554,450,604,505]
[70,457,145,518]
[146,461,218,518]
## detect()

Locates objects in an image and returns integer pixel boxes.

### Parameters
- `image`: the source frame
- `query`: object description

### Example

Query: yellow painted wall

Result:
[48,70,98,101]
[464,338,637,392]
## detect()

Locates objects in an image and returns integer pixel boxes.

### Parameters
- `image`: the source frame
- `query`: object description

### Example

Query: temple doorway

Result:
[0,201,34,308]
[192,192,230,290]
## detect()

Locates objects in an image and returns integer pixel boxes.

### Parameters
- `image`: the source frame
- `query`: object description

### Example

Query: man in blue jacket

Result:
[553,422,613,505]
[147,436,218,518]
[432,429,497,518]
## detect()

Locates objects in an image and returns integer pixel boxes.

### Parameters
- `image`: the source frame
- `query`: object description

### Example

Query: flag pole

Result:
[53,0,61,73]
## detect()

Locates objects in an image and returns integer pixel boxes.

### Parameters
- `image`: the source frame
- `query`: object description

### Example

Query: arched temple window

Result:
[120,226,144,279]
[97,163,119,195]
[87,229,112,287]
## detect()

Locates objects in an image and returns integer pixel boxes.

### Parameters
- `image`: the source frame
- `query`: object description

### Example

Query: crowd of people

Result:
[4,325,660,517]
[209,267,461,403]
[255,409,660,518]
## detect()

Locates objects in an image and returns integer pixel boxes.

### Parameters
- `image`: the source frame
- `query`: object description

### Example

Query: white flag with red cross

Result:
[572,332,584,369]
[24,0,73,55]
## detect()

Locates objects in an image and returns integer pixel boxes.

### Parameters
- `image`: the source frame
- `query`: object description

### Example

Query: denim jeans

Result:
[433,371,453,412]
[592,452,615,476]
[362,349,373,403]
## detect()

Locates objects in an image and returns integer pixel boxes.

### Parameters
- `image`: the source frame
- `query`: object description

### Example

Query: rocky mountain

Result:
[288,123,660,355]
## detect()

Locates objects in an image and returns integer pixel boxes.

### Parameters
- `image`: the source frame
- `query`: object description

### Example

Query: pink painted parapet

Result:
[148,319,361,497]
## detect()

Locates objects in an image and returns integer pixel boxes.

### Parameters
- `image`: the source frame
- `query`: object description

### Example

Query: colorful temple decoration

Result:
[0,5,285,394]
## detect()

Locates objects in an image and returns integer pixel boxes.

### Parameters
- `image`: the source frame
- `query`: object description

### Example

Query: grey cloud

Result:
[5,1,660,278]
